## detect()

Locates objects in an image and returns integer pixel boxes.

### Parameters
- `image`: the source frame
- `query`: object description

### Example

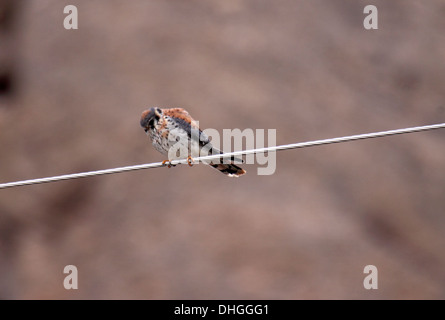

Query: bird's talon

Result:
[162,159,174,168]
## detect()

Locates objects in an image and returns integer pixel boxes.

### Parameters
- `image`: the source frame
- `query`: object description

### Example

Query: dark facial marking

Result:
[140,107,160,130]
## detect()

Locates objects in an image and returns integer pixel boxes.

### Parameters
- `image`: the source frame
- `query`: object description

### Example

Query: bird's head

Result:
[140,107,162,133]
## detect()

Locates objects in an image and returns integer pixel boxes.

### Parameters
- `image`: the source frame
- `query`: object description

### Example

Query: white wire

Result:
[0,123,444,189]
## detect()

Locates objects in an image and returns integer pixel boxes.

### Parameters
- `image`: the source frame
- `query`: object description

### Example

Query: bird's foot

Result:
[187,156,195,167]
[162,160,175,168]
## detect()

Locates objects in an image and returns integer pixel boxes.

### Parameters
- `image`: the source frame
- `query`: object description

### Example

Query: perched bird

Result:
[140,107,246,177]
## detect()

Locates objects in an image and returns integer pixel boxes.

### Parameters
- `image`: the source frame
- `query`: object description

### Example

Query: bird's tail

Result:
[204,147,246,177]
[208,162,246,177]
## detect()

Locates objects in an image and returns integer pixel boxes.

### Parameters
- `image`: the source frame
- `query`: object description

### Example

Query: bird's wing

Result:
[165,108,243,163]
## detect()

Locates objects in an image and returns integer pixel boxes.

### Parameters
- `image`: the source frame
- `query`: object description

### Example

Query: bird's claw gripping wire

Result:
[162,160,175,168]
[187,156,195,167]
[162,157,193,168]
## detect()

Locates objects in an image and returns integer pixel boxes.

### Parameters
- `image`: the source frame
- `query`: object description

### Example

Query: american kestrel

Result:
[140,107,246,177]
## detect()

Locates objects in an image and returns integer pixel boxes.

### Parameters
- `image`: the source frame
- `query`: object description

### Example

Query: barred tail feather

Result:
[209,162,246,177]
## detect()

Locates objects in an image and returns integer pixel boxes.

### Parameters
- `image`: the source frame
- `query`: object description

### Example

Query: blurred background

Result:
[0,0,444,299]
